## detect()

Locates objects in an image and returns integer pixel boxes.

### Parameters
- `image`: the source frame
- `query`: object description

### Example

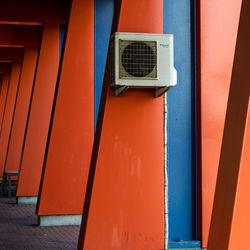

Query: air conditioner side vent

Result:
[110,37,115,85]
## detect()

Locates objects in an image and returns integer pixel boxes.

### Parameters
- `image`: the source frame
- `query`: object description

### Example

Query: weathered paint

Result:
[207,1,250,249]
[36,0,94,216]
[200,0,242,247]
[4,47,38,172]
[79,0,164,249]
[16,24,59,197]
[0,61,22,176]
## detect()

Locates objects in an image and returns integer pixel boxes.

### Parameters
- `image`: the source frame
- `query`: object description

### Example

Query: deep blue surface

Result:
[59,24,66,59]
[168,240,201,249]
[164,0,197,246]
[94,0,114,128]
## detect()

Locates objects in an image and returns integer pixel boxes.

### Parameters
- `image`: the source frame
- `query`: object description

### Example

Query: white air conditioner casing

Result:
[110,32,177,96]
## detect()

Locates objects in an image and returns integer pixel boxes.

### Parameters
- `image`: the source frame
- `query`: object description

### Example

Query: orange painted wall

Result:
[206,1,250,248]
[17,24,59,197]
[200,0,242,247]
[0,62,22,176]
[79,0,164,249]
[37,0,94,215]
[5,48,38,172]
[0,74,10,131]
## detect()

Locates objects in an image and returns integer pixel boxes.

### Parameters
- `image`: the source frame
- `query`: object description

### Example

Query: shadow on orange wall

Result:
[200,0,242,247]
[208,0,250,249]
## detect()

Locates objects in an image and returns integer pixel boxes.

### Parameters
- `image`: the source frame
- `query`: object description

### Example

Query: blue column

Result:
[59,24,66,58]
[94,0,114,128]
[164,0,200,248]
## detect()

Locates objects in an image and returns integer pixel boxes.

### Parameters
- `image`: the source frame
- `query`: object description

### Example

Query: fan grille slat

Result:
[119,40,157,79]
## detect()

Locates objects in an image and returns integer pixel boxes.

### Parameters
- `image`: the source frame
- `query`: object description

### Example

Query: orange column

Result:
[36,0,94,215]
[4,48,38,172]
[78,0,164,249]
[207,1,250,249]
[200,0,242,246]
[0,74,10,132]
[0,62,22,176]
[17,24,59,197]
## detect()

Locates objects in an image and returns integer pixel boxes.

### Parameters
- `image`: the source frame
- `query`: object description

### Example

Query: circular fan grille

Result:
[121,42,156,77]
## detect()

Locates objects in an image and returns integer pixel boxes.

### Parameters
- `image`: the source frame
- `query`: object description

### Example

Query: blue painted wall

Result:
[164,0,198,247]
[95,0,198,247]
[94,0,114,127]
[59,24,66,58]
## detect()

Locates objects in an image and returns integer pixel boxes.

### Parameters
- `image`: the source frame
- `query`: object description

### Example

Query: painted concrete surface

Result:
[200,0,242,246]
[17,196,37,205]
[39,214,82,226]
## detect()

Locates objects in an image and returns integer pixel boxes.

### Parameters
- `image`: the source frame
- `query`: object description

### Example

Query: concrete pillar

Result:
[78,0,164,249]
[0,62,22,176]
[16,24,59,201]
[4,48,38,175]
[36,0,94,224]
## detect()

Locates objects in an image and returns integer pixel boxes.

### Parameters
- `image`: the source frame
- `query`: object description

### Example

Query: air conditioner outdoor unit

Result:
[110,32,177,97]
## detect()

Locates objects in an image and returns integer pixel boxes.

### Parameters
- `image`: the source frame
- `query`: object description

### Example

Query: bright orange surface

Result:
[0,74,9,131]
[37,0,94,215]
[81,0,164,249]
[207,1,250,248]
[200,0,242,246]
[5,48,38,172]
[0,62,22,176]
[17,24,59,197]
